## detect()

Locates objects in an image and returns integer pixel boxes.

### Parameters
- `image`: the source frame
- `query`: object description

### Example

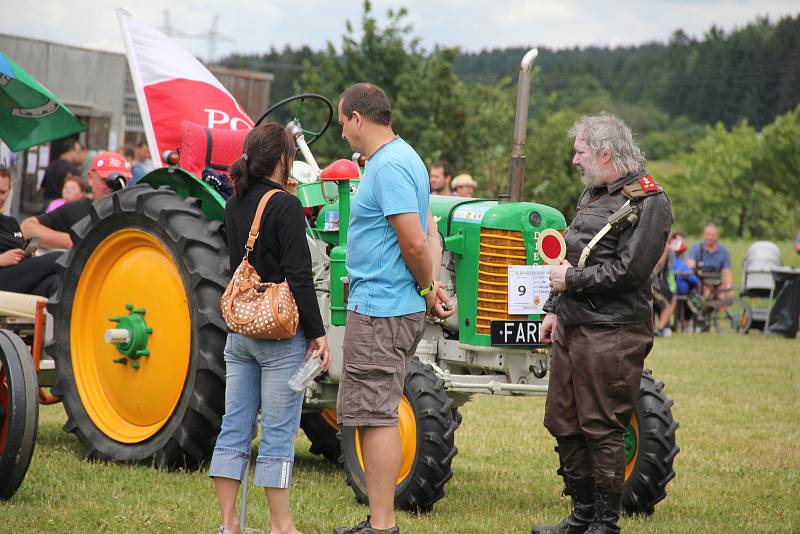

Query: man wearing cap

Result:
[451,174,477,197]
[21,151,131,250]
[532,114,672,534]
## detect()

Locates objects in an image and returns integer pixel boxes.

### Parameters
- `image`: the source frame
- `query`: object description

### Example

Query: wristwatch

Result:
[416,282,435,297]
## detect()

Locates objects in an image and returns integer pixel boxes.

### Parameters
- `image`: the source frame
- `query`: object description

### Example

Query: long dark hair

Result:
[228,123,295,198]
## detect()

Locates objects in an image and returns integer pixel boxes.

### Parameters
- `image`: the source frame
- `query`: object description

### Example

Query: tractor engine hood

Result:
[429,195,565,243]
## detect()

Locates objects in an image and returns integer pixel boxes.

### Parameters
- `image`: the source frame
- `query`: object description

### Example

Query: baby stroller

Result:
[740,241,782,331]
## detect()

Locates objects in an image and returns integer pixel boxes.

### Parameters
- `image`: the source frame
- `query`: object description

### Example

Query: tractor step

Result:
[37,357,57,387]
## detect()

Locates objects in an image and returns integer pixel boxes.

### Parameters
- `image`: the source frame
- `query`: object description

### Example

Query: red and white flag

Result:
[117,9,254,167]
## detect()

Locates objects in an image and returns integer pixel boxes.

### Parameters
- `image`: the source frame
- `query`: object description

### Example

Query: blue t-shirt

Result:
[346,137,429,317]
[688,242,732,273]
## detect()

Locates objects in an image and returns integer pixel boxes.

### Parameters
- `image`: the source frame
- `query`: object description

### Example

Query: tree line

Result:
[217,2,799,240]
[456,14,800,130]
[222,11,799,132]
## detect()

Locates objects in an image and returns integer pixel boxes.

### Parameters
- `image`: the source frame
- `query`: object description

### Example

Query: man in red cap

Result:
[21,151,132,250]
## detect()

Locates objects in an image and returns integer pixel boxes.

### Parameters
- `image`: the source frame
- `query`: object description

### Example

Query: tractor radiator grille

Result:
[476,228,528,335]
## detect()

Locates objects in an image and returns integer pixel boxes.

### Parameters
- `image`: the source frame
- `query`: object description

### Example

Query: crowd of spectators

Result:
[652,225,739,335]
[1,139,133,298]
[428,160,478,198]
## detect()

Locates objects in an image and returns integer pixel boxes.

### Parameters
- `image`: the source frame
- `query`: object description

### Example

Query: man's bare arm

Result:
[389,212,433,290]
[21,217,72,249]
[426,210,442,280]
[721,267,733,288]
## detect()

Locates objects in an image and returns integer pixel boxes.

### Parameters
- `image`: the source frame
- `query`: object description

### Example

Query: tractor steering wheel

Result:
[255,93,334,146]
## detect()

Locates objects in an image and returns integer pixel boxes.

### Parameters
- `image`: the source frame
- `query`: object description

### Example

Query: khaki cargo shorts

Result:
[336,310,426,427]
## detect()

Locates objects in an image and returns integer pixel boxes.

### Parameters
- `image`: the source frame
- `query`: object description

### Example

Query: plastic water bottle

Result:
[288,350,324,393]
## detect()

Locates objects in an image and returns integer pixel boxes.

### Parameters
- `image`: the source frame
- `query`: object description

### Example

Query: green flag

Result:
[0,51,87,152]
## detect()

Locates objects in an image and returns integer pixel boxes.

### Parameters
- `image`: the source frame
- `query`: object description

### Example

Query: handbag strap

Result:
[245,189,284,256]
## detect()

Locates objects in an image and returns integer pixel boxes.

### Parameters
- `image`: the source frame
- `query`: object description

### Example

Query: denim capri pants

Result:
[209,329,308,488]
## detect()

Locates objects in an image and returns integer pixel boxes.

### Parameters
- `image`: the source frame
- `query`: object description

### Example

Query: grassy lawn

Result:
[2,238,798,533]
[2,331,798,533]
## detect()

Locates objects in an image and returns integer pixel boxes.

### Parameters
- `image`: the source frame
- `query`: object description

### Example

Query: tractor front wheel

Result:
[555,370,679,515]
[622,370,680,515]
[0,329,39,499]
[341,359,460,512]
[301,408,341,464]
[49,185,228,468]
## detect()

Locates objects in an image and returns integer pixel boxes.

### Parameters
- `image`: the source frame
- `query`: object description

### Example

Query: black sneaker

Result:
[329,516,400,534]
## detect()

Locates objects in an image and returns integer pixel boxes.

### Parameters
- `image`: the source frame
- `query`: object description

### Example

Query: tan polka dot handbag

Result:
[220,189,299,339]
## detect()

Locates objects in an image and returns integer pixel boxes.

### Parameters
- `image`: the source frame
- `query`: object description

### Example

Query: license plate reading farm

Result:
[490,320,542,345]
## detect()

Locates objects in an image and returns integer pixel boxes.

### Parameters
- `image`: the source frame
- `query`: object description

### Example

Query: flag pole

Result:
[117,8,162,169]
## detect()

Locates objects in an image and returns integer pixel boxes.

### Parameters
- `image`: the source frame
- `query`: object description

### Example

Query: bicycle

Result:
[684,273,753,334]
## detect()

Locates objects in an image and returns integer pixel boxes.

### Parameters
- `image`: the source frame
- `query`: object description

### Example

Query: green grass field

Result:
[3,333,798,533]
[2,239,799,533]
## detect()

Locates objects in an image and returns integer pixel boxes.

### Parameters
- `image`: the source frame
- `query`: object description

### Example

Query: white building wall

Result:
[0,34,127,150]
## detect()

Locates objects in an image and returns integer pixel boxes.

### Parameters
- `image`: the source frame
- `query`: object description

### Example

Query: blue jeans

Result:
[208,330,308,488]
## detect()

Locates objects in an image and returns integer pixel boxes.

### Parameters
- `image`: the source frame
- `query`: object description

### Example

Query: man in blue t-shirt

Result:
[330,83,453,534]
[687,223,733,297]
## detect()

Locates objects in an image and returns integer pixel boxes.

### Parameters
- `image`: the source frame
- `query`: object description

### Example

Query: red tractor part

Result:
[177,120,249,179]
[320,159,360,181]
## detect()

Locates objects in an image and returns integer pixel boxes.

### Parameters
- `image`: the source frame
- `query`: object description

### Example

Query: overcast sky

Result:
[1,0,798,62]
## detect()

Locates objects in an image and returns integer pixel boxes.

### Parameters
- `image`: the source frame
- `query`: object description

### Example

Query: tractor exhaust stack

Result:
[507,48,538,202]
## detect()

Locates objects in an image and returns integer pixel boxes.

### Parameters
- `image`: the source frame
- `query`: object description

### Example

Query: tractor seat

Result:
[178,120,249,180]
[0,290,47,320]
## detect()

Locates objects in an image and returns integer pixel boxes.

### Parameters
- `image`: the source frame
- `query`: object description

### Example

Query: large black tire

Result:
[341,358,460,512]
[622,370,680,515]
[49,185,228,468]
[301,410,341,464]
[555,370,679,515]
[0,329,39,499]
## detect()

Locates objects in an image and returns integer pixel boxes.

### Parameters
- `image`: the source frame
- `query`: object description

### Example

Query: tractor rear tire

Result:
[49,185,228,468]
[341,358,460,512]
[0,329,39,500]
[622,370,680,515]
[554,370,679,515]
[300,410,341,464]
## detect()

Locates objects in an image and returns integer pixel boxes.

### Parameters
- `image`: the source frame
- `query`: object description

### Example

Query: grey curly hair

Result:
[569,113,646,177]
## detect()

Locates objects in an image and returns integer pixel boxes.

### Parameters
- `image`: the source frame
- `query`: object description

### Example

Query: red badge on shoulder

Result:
[639,175,658,193]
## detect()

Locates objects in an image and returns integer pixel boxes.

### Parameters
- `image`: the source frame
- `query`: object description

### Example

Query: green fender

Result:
[139,167,227,224]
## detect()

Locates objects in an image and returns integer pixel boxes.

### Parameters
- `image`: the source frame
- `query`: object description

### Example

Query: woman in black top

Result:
[209,123,329,534]
[0,169,61,297]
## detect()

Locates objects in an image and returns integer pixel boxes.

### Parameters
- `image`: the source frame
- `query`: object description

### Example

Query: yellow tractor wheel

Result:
[554,369,679,516]
[340,359,460,512]
[621,370,679,515]
[49,185,228,467]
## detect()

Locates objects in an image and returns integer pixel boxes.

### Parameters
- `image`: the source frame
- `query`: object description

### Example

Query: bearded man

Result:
[532,114,673,534]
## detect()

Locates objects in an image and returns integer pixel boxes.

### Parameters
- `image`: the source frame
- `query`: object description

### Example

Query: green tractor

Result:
[44,48,678,514]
